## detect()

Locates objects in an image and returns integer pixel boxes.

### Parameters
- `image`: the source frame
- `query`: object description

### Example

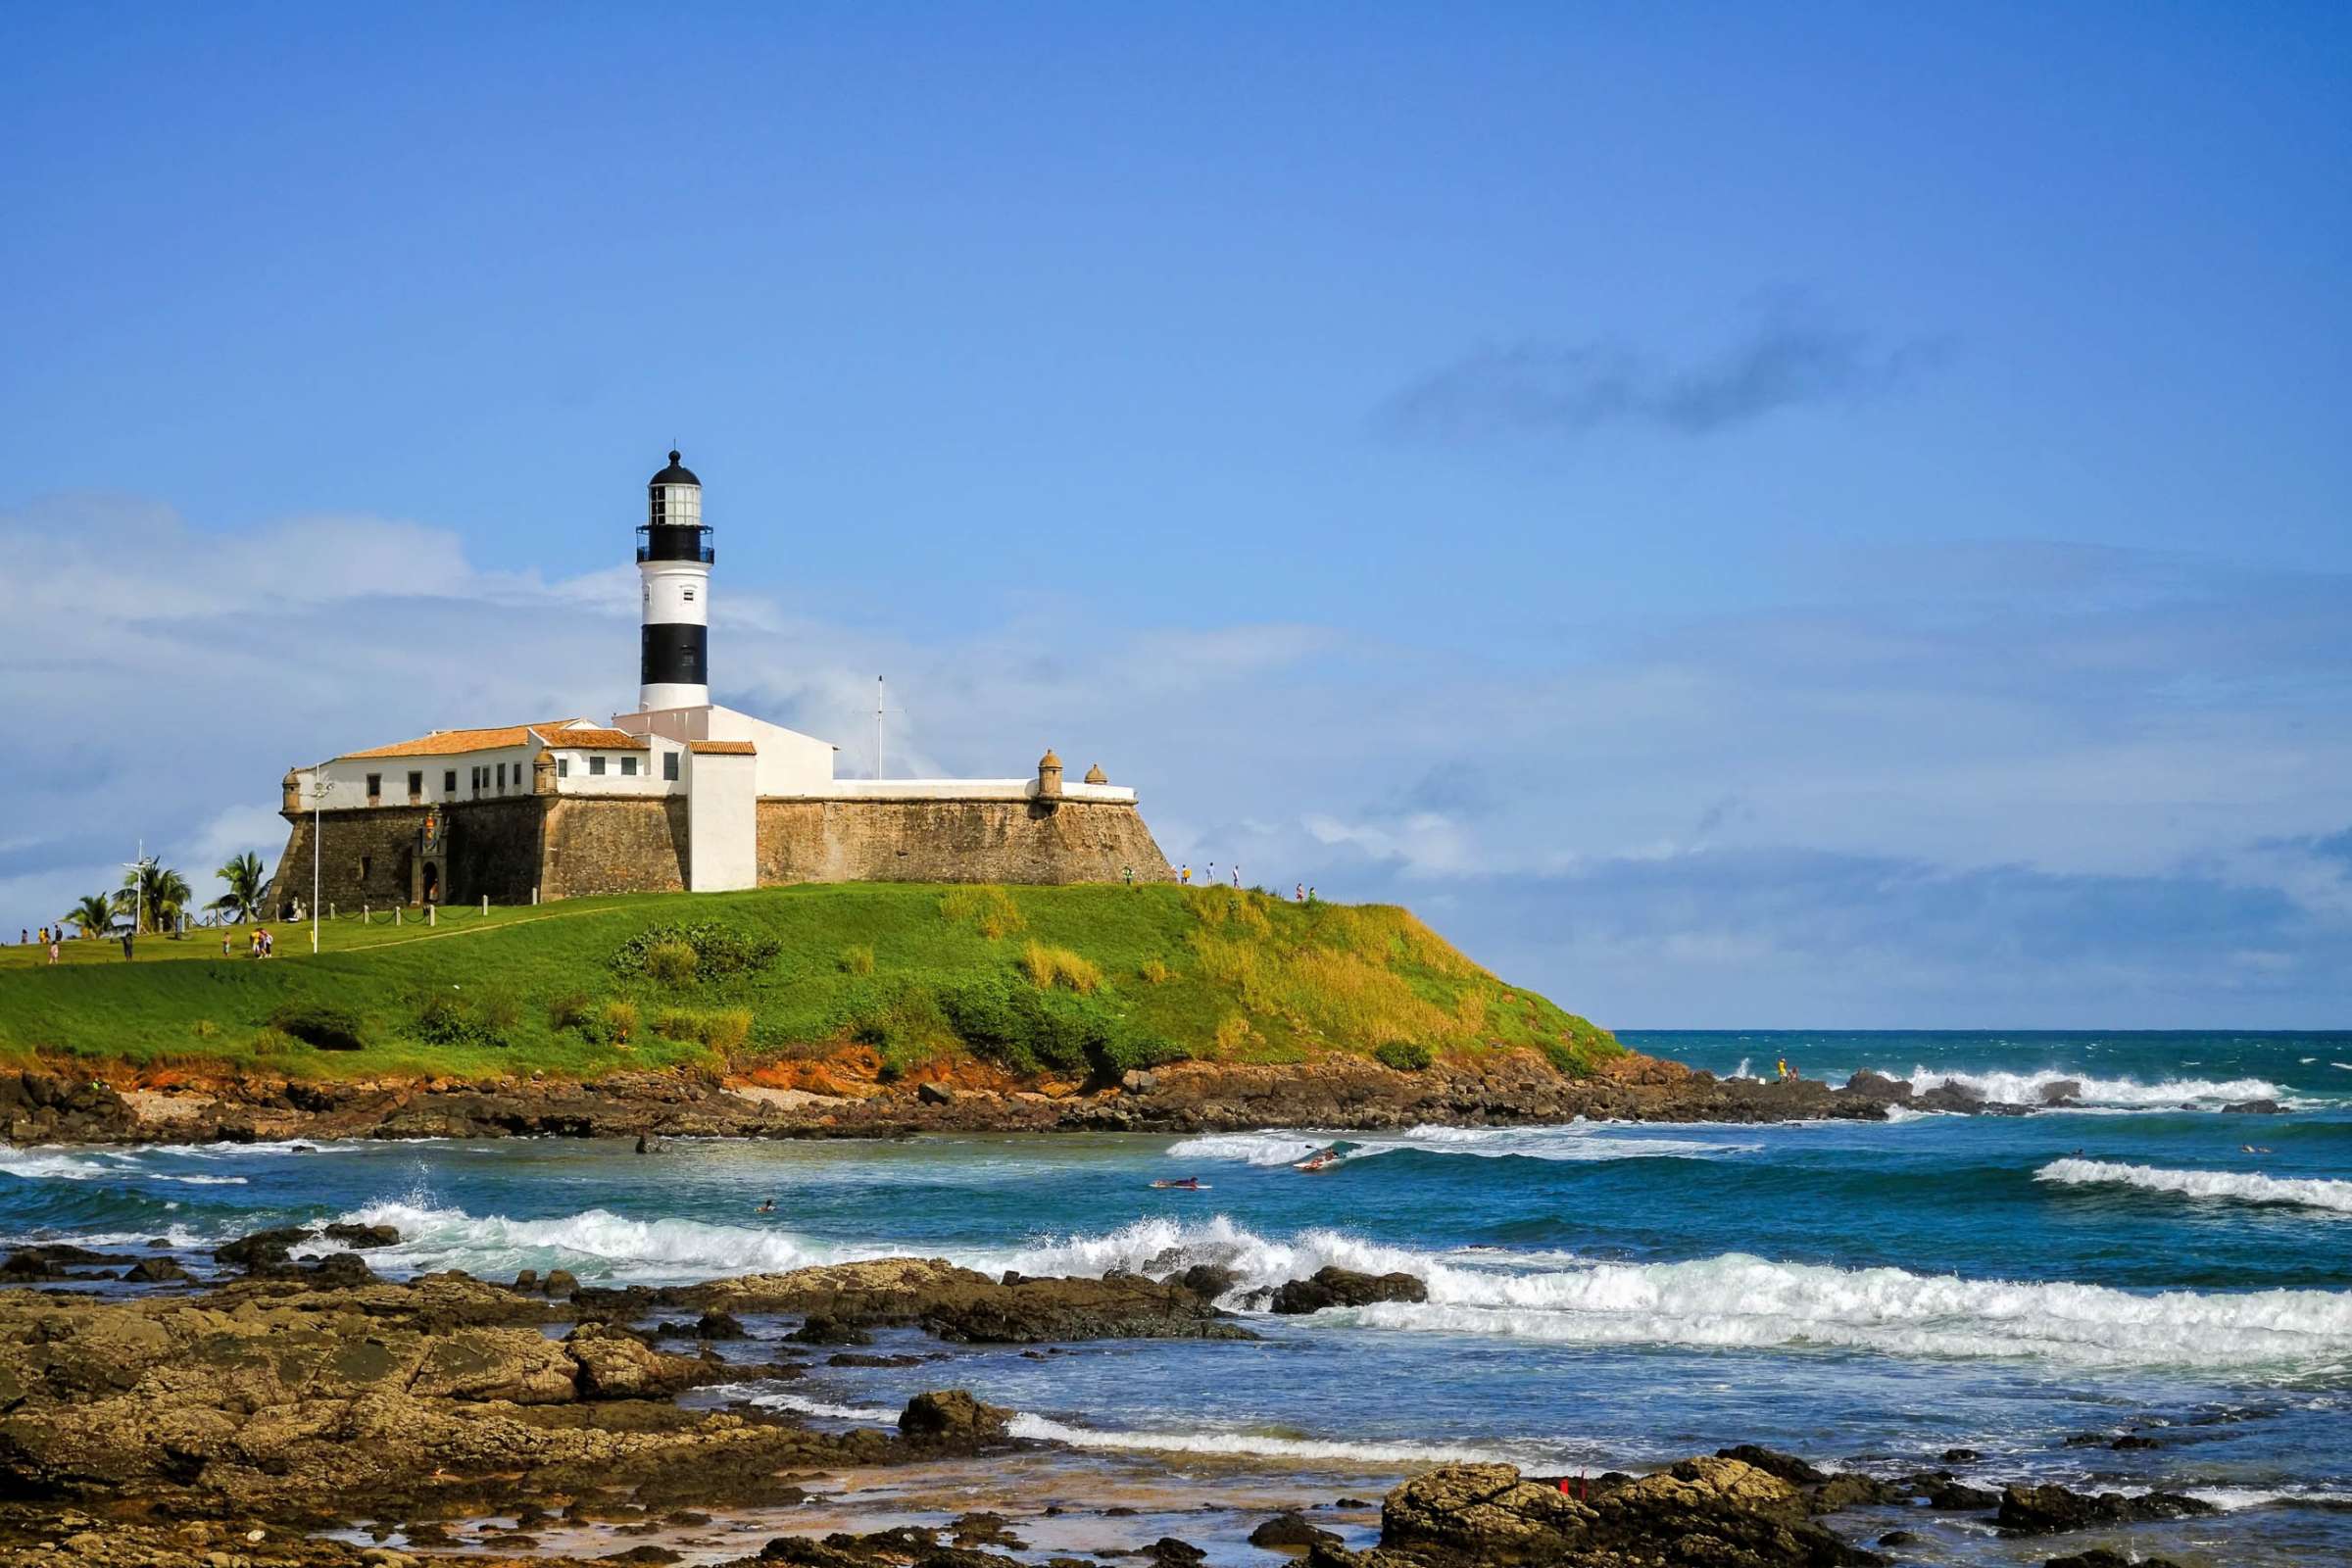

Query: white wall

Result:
[686,750,758,892]
[613,702,837,797]
[548,735,682,796]
[304,743,543,809]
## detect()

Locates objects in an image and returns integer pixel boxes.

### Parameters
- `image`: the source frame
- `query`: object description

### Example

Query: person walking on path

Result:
[1295,884,1305,903]
[120,930,134,960]
[47,935,60,965]
[1231,865,1241,888]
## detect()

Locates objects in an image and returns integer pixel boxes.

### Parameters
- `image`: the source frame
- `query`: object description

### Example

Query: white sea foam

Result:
[1339,1253,2352,1373]
[746,1390,903,1422]
[0,1148,125,1181]
[1904,1065,2293,1109]
[1165,1124,1756,1168]
[2036,1159,2352,1215]
[1008,1412,1526,1466]
[314,1200,853,1281]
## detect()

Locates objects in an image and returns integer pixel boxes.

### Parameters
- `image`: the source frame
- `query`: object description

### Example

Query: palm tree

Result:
[116,863,194,933]
[66,893,115,939]
[211,852,270,924]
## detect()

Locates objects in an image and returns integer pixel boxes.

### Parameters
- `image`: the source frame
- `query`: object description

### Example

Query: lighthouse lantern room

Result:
[637,449,713,711]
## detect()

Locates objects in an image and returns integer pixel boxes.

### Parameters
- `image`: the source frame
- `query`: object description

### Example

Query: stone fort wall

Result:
[269,795,1167,911]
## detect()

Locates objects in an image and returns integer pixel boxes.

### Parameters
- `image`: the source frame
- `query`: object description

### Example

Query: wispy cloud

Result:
[1377,313,1948,443]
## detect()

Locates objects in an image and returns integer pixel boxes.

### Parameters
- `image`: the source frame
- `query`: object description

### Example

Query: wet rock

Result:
[1878,1531,1922,1547]
[691,1309,749,1340]
[1914,1081,1986,1113]
[2044,1553,2188,1568]
[1840,1071,1912,1104]
[1249,1513,1342,1549]
[1175,1263,1241,1298]
[788,1313,875,1346]
[1715,1445,1828,1486]
[897,1389,1012,1444]
[1996,1482,2217,1535]
[543,1267,580,1298]
[2037,1079,2083,1104]
[322,1222,401,1248]
[2222,1099,2281,1114]
[122,1254,193,1284]
[916,1081,955,1105]
[1592,1457,1884,1565]
[1269,1266,1428,1315]
[513,1268,541,1293]
[602,1548,684,1565]
[1812,1473,1901,1511]
[209,1227,306,1272]
[1139,1541,1205,1567]
[1121,1069,1159,1094]
[2,1245,124,1281]
[308,1250,376,1288]
[827,1351,927,1367]
[1925,1480,1998,1510]
[1940,1447,1979,1463]
[2110,1433,2161,1449]
[1381,1462,1594,1557]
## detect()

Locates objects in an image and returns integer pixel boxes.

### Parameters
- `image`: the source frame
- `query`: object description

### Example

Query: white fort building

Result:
[267,452,1169,913]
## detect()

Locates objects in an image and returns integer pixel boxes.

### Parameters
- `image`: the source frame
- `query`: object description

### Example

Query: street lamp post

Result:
[311,773,333,955]
[121,841,152,946]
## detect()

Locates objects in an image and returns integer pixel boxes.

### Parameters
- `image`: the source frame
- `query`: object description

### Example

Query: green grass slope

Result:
[0,884,1617,1084]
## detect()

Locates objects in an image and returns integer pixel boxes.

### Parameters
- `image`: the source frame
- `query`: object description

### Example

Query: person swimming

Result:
[755,1198,776,1214]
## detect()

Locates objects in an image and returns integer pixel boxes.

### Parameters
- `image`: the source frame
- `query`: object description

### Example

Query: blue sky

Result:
[3,3,2347,1025]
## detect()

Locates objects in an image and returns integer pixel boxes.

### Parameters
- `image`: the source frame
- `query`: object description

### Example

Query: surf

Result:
[2035,1158,2352,1215]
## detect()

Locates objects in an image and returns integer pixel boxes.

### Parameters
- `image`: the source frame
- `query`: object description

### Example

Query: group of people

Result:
[1163,862,1318,905]
[224,927,277,957]
[21,926,63,964]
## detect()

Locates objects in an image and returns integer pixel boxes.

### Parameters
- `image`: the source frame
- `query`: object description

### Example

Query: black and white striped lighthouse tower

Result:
[636,450,714,711]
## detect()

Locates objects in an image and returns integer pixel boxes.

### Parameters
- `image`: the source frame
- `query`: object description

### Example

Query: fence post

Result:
[362,905,368,925]
[427,905,436,927]
[395,906,402,926]
[481,894,488,916]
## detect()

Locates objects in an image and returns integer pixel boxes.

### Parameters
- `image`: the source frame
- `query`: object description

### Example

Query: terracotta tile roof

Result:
[689,740,758,755]
[545,728,650,751]
[338,720,590,760]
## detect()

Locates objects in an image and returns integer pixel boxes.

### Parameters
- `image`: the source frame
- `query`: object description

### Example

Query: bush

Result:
[248,1027,296,1058]
[610,922,779,980]
[1374,1040,1434,1073]
[1138,957,1171,985]
[269,1002,369,1052]
[839,944,875,976]
[410,989,511,1049]
[654,1008,701,1042]
[600,999,639,1045]
[1212,1013,1251,1055]
[1541,1037,1597,1078]
[939,886,1025,940]
[645,940,700,988]
[703,1006,753,1053]
[549,990,596,1031]
[1019,941,1102,994]
[936,974,1179,1081]
[1094,1030,1192,1075]
[189,1019,220,1040]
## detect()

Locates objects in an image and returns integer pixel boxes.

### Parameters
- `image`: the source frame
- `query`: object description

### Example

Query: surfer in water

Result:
[1295,1145,1344,1172]
[1152,1176,1204,1190]
[755,1198,776,1214]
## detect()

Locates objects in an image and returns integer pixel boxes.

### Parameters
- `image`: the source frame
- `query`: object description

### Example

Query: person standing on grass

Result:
[47,935,59,965]
[1205,860,1216,888]
[221,931,231,957]
[1231,865,1241,888]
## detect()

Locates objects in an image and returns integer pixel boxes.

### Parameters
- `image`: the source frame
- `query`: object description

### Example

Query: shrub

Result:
[1375,1040,1434,1073]
[248,1027,296,1058]
[654,1008,701,1042]
[600,999,640,1045]
[940,886,1025,940]
[1019,941,1102,994]
[270,1002,369,1052]
[1541,1037,1601,1078]
[703,1006,754,1053]
[411,990,507,1049]
[1212,1012,1251,1055]
[476,986,523,1036]
[189,1019,220,1040]
[841,979,952,1054]
[1138,957,1171,985]
[1095,1030,1191,1075]
[549,990,596,1031]
[839,944,875,976]
[610,922,779,980]
[645,939,700,988]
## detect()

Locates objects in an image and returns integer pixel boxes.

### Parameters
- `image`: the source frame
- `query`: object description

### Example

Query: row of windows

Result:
[358,749,681,800]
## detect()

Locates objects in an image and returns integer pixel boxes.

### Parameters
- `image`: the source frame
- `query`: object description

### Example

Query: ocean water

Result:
[6,1030,2351,1564]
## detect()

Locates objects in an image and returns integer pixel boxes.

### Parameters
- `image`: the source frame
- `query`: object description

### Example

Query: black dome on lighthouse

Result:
[649,450,701,487]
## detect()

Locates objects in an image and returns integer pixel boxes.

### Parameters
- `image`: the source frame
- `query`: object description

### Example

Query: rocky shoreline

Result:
[7,1049,2278,1149]
[0,1231,2224,1568]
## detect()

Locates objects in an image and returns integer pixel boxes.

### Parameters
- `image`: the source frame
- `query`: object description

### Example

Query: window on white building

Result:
[589,756,606,776]
[662,753,679,781]
[366,773,381,804]
[558,758,569,778]
[443,770,457,794]
[620,756,638,776]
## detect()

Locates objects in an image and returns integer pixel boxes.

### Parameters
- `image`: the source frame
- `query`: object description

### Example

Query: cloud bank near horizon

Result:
[3,492,2347,1028]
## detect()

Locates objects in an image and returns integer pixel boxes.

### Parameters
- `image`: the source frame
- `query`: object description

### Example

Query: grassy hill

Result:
[0,883,1616,1085]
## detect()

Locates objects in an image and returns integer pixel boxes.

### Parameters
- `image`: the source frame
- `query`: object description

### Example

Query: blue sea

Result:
[6,1031,2351,1565]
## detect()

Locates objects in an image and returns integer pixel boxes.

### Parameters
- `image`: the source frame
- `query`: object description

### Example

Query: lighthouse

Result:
[637,450,714,711]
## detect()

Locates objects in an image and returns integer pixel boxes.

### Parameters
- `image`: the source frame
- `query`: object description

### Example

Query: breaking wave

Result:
[1007,1412,1526,1466]
[314,1200,853,1282]
[1001,1215,2352,1375]
[2036,1159,2352,1216]
[1903,1066,2291,1109]
[1165,1124,1758,1168]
